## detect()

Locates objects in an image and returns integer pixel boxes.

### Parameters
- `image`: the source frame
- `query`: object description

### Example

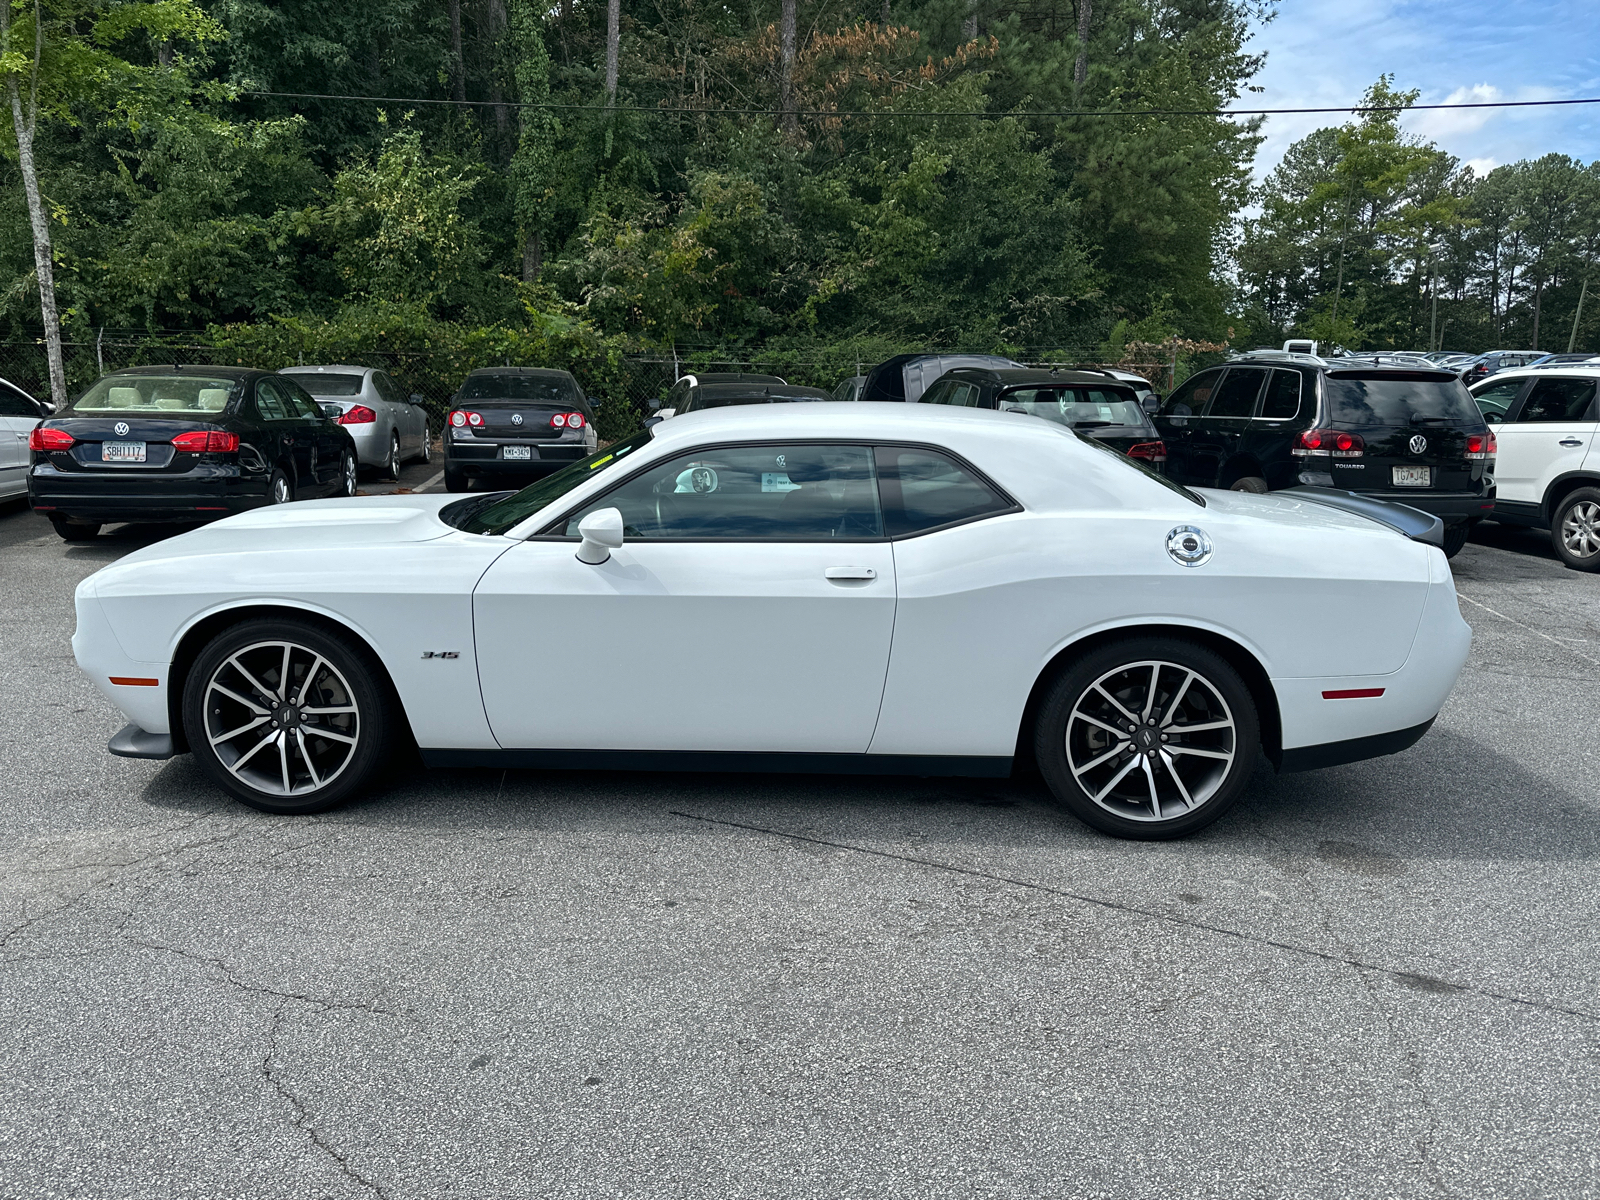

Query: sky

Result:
[1243,0,1600,179]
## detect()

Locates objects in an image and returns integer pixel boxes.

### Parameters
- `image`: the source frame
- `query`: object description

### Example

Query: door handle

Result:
[1559,438,1584,447]
[825,566,877,581]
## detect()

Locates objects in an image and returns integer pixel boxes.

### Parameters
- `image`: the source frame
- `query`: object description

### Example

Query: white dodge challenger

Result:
[73,403,1471,838]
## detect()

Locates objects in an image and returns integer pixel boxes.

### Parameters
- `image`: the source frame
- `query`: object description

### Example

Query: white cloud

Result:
[1462,156,1500,176]
[1407,84,1503,139]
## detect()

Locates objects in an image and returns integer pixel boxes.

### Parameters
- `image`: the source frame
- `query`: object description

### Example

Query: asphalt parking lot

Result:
[2,497,1597,1200]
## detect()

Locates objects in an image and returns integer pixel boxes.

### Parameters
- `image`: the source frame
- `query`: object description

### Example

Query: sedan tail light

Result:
[170,430,241,453]
[1464,431,1496,460]
[29,427,75,451]
[338,405,377,425]
[1292,429,1365,458]
[449,410,483,428]
[1126,440,1167,463]
[551,411,586,429]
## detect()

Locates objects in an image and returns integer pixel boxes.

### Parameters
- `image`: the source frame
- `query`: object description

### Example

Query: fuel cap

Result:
[1166,525,1213,567]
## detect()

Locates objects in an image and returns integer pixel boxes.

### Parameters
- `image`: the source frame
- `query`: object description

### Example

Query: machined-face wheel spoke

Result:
[1066,658,1236,824]
[204,639,361,797]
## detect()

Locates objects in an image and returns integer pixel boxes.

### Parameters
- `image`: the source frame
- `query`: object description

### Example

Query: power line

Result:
[238,89,1600,120]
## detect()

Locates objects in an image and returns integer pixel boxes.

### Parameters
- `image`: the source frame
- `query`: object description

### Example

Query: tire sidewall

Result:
[1035,636,1260,839]
[269,469,293,505]
[1230,476,1270,494]
[341,452,357,497]
[1552,488,1600,571]
[182,617,395,814]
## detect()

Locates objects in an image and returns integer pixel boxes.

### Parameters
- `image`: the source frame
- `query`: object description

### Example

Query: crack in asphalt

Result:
[128,936,406,1017]
[671,810,1600,1027]
[262,1005,390,1200]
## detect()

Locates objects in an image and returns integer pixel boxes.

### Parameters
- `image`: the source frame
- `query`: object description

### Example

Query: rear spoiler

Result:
[1285,486,1446,549]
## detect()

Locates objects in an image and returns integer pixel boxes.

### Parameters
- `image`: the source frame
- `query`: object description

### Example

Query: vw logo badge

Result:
[114,421,130,437]
[1409,434,1428,455]
[511,413,524,426]
[1166,525,1213,568]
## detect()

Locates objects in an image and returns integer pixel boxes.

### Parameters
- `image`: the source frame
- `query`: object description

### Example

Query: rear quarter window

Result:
[1324,373,1483,427]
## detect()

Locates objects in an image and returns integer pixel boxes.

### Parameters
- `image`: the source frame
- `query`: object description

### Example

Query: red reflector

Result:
[110,677,160,687]
[338,405,377,425]
[194,506,229,511]
[1322,688,1385,699]
[29,426,75,451]
[170,430,241,453]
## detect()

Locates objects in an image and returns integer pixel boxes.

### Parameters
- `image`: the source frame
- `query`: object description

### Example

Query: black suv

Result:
[443,368,597,493]
[1153,351,1495,556]
[920,368,1167,467]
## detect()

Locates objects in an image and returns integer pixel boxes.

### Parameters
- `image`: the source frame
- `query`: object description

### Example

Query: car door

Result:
[1189,366,1266,485]
[472,442,897,753]
[254,378,316,488]
[0,379,39,497]
[1249,368,1309,490]
[374,371,415,454]
[282,379,344,491]
[1153,369,1222,485]
[1494,375,1600,508]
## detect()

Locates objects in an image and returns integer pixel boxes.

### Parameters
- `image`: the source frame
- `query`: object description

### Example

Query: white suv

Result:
[1470,366,1600,570]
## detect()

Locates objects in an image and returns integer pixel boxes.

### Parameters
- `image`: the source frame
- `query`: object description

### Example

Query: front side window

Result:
[1206,368,1266,418]
[874,446,1013,537]
[1159,371,1217,420]
[1516,377,1597,423]
[73,374,237,415]
[559,444,882,540]
[1258,369,1303,420]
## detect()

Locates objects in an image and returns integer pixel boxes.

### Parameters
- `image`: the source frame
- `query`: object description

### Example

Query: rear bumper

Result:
[445,442,585,476]
[29,462,270,523]
[1295,478,1494,524]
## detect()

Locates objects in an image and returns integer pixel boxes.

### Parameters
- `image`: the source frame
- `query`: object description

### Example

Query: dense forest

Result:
[1,1,1597,412]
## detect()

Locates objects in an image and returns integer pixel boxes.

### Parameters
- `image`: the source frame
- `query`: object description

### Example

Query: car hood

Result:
[104,495,461,572]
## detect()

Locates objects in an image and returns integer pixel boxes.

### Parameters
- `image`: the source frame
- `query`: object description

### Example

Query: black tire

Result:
[338,451,358,498]
[182,617,400,815]
[1034,637,1260,840]
[1229,475,1270,494]
[1441,522,1471,559]
[1551,487,1600,571]
[444,466,470,493]
[268,469,293,505]
[50,517,101,542]
[384,432,402,481]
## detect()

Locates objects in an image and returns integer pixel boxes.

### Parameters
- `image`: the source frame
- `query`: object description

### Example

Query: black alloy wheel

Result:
[1035,637,1260,840]
[268,469,293,505]
[1552,487,1600,572]
[50,517,101,542]
[339,451,358,498]
[385,432,402,481]
[182,618,399,814]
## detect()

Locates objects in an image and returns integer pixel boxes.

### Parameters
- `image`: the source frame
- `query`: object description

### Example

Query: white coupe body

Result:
[73,403,1471,827]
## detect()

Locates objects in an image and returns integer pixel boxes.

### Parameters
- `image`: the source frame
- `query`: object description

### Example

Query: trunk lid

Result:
[41,416,235,473]
[1322,372,1487,494]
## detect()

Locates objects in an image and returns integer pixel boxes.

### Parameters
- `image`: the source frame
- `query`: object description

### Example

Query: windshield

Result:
[459,374,574,403]
[1325,373,1483,426]
[999,387,1148,429]
[458,429,655,535]
[73,375,238,414]
[293,373,365,397]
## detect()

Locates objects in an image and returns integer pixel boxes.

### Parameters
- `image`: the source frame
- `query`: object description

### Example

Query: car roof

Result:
[280,364,375,375]
[1474,365,1600,383]
[464,367,576,379]
[681,372,785,386]
[101,365,270,381]
[694,382,833,402]
[940,366,1137,388]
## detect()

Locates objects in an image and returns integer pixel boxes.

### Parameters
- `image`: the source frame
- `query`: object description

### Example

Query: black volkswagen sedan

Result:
[28,367,357,541]
[919,368,1169,468]
[443,367,598,493]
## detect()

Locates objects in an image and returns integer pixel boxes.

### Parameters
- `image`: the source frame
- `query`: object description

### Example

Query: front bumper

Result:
[30,462,271,524]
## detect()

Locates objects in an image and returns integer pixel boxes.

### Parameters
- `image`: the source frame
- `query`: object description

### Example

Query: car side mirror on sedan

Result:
[647,397,661,410]
[575,507,625,564]
[410,393,425,406]
[1485,412,1502,423]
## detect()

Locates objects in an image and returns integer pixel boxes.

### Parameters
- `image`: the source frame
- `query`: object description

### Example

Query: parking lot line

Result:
[413,470,445,494]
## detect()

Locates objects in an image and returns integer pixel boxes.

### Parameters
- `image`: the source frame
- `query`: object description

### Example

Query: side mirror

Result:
[575,507,624,564]
[410,393,425,406]
[647,397,661,410]
[38,401,56,416]
[643,415,663,428]
[1142,396,1161,414]
[1485,412,1501,424]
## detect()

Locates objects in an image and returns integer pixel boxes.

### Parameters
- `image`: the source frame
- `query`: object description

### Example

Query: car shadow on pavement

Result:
[1464,520,1562,566]
[134,725,1595,867]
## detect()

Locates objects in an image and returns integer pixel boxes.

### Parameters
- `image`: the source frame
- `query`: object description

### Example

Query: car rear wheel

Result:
[339,451,357,498]
[1442,521,1472,559]
[385,432,401,481]
[1229,475,1270,494]
[1552,488,1600,572]
[269,469,293,505]
[420,425,432,464]
[445,467,470,493]
[1034,637,1259,839]
[182,618,399,814]
[50,517,101,542]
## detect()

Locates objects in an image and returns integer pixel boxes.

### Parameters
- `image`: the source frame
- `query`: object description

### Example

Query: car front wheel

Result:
[1552,488,1600,571]
[1035,637,1259,839]
[182,618,399,814]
